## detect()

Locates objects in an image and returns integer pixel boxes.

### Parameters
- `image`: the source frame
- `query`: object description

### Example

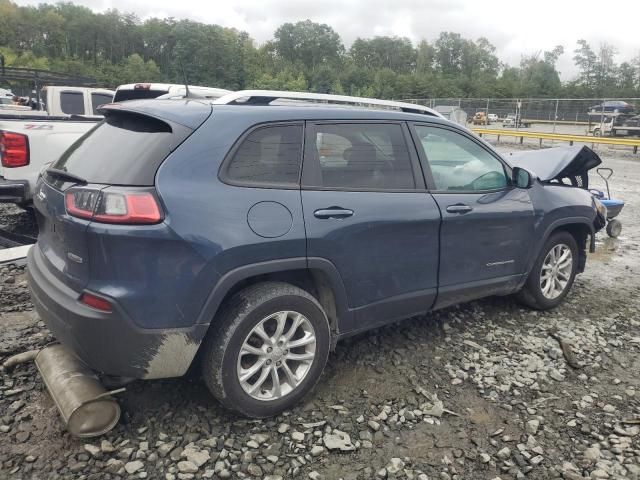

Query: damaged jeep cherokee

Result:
[27,91,606,430]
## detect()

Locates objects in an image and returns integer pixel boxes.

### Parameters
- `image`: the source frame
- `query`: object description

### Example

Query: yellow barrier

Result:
[521,119,589,126]
[471,128,640,152]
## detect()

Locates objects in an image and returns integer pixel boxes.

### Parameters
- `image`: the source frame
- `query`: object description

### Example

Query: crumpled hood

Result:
[506,145,602,182]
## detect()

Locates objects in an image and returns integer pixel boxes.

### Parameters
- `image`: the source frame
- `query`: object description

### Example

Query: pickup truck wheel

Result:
[516,231,578,310]
[201,282,330,418]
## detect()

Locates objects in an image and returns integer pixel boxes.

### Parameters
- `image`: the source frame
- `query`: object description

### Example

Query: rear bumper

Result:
[0,177,29,203]
[27,245,207,379]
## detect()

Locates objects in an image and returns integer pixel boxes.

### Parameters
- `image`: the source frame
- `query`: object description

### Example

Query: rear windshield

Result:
[113,89,169,102]
[50,111,191,185]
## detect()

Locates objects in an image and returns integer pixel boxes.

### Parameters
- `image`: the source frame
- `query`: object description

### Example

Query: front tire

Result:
[516,231,578,310]
[201,282,331,418]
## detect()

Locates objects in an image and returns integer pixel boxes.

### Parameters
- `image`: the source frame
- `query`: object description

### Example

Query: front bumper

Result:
[27,245,207,379]
[0,177,29,203]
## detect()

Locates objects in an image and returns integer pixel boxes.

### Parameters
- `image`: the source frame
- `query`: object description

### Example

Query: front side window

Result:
[224,124,303,187]
[60,91,85,115]
[306,123,415,190]
[415,125,508,191]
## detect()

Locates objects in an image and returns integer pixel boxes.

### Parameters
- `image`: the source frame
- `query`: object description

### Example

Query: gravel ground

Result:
[0,145,639,480]
[0,203,37,238]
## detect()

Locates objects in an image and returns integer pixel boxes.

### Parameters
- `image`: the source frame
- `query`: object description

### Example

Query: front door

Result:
[411,123,536,308]
[301,121,441,333]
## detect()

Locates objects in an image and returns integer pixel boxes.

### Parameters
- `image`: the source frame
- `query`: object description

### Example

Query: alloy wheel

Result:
[236,310,316,401]
[540,244,573,299]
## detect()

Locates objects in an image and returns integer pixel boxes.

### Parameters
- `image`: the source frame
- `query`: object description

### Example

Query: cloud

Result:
[13,0,640,80]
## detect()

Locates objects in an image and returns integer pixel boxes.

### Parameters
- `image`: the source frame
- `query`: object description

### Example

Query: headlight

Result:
[593,197,607,218]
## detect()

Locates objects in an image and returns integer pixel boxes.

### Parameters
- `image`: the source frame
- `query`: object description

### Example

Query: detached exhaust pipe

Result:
[35,344,122,438]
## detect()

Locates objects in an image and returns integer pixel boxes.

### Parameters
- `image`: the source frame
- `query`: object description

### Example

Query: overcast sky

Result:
[15,0,640,80]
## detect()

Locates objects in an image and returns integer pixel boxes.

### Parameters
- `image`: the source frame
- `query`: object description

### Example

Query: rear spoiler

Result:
[99,100,212,130]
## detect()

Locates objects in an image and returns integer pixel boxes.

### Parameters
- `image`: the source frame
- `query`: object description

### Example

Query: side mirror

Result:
[513,167,535,189]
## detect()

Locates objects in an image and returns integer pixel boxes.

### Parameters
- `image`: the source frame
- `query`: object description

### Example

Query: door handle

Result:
[446,204,473,214]
[314,207,354,219]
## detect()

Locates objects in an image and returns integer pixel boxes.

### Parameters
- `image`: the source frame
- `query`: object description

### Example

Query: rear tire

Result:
[516,231,578,310]
[201,282,330,418]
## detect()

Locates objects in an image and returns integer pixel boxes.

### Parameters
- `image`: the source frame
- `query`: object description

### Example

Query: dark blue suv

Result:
[28,92,606,418]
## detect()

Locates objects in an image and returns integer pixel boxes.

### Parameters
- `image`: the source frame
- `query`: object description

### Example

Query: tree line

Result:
[1,0,639,99]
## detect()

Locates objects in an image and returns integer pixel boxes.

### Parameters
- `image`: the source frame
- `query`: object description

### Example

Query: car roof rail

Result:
[212,90,445,118]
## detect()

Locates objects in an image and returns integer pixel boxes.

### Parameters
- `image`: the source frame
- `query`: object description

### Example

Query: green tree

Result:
[272,20,343,72]
[416,40,435,74]
[119,53,161,84]
[520,57,562,96]
[573,39,597,92]
[0,0,638,100]
[350,36,416,73]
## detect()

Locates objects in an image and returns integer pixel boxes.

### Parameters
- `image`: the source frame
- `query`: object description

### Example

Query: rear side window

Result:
[305,123,415,190]
[91,93,113,115]
[223,124,303,187]
[50,112,190,186]
[60,91,85,115]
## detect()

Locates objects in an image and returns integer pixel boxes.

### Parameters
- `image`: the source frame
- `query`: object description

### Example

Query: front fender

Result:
[522,216,595,288]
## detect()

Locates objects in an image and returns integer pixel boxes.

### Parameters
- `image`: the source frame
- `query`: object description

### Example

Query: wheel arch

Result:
[195,257,350,341]
[528,217,595,277]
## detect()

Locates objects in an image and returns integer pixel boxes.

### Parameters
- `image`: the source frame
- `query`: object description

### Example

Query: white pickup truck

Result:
[0,83,229,206]
[0,86,114,206]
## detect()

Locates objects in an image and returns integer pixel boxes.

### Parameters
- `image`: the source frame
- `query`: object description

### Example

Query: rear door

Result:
[411,123,535,308]
[301,121,441,333]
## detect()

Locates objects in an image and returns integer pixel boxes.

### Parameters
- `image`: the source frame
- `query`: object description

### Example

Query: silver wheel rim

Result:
[237,311,316,401]
[540,244,573,299]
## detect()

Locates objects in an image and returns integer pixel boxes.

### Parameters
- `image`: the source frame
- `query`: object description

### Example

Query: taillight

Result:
[65,187,162,225]
[80,292,112,312]
[0,131,30,168]
[65,188,100,219]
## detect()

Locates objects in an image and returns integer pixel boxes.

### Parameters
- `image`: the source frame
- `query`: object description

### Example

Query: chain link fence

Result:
[401,97,640,152]
[403,97,640,131]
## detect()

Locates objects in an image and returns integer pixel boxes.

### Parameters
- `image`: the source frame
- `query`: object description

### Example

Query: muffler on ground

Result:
[35,344,122,438]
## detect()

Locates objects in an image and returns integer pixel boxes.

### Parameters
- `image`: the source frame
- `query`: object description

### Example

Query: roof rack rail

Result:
[212,90,444,118]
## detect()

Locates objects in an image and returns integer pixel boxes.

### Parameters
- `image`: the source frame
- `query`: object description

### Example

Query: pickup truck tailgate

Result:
[0,117,100,201]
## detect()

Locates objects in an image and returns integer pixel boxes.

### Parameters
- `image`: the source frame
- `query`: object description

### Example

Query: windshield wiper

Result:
[46,168,87,185]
